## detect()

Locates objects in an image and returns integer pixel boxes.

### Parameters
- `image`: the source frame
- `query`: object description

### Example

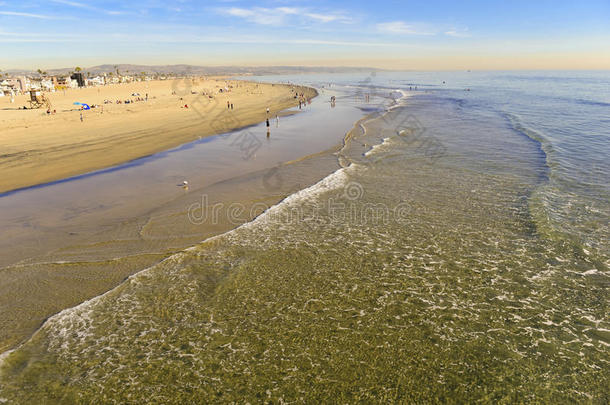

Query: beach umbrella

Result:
[73,102,90,110]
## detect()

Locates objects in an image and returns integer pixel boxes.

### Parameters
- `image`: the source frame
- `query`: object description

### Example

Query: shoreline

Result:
[0,81,372,354]
[0,98,379,362]
[0,78,404,356]
[0,78,317,194]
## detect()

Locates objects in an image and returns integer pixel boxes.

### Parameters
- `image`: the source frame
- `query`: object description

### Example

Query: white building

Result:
[29,80,41,90]
[88,76,105,86]
[0,80,9,96]
[16,76,30,92]
[40,79,54,91]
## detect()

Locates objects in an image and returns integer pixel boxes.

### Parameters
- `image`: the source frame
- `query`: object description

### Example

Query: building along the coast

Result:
[87,76,106,86]
[0,80,16,96]
[16,77,29,93]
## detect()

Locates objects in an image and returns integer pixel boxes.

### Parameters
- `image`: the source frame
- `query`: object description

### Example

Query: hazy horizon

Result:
[4,63,610,74]
[1,1,609,71]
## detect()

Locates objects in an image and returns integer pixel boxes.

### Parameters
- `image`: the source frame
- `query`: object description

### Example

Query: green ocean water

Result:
[1,73,608,403]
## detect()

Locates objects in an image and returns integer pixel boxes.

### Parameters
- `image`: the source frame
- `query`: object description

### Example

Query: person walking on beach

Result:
[231,103,234,110]
[266,107,270,115]
[80,112,83,122]
[276,115,279,127]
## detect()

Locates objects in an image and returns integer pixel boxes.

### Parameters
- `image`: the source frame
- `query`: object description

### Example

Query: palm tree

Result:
[75,66,82,72]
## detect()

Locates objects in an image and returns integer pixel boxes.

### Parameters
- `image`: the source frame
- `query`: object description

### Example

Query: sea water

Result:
[0,71,608,403]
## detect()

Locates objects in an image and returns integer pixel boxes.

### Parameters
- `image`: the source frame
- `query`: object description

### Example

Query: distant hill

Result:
[5,64,386,77]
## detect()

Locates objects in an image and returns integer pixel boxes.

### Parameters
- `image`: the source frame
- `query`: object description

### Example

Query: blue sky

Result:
[1,0,609,70]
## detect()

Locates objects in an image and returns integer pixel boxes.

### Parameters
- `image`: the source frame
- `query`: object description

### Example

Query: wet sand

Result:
[0,78,316,193]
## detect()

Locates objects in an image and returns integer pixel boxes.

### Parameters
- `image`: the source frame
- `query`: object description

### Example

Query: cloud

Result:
[445,28,471,38]
[220,7,284,25]
[217,7,352,26]
[304,13,352,23]
[0,31,78,42]
[50,0,124,16]
[276,7,300,15]
[376,21,435,35]
[0,11,56,19]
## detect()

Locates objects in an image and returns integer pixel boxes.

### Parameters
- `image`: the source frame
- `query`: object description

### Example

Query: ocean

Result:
[1,71,608,403]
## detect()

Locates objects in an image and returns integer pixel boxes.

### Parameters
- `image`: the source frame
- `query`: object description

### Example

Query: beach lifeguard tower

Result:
[28,90,51,109]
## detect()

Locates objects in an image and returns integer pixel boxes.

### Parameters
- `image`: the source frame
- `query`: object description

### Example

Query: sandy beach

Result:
[0,78,316,193]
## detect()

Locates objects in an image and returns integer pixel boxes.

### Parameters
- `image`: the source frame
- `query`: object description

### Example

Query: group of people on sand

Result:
[292,90,310,109]
[105,97,146,105]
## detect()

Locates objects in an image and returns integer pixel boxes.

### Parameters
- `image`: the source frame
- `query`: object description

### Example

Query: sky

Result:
[0,0,609,70]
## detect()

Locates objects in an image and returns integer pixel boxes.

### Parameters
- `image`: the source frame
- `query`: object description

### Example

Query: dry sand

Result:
[0,78,316,193]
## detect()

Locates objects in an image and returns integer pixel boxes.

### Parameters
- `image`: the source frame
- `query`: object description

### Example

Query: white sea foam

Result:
[388,89,410,110]
[0,349,14,370]
[364,137,393,157]
[0,252,188,362]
